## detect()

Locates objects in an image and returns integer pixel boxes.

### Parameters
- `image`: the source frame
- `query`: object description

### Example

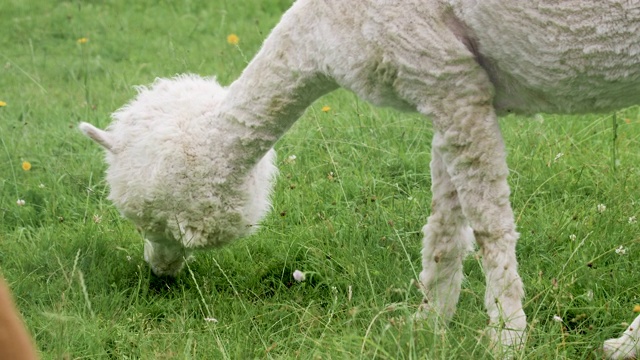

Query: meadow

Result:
[1,0,639,358]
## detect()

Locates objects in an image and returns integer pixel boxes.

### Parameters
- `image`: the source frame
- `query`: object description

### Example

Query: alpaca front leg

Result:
[479,229,525,352]
[603,314,640,359]
[418,134,475,322]
[434,104,526,352]
[143,239,191,277]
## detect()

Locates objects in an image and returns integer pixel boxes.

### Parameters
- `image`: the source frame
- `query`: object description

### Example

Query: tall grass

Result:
[1,1,639,358]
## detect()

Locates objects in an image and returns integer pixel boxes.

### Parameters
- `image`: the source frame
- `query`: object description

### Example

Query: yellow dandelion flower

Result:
[321,106,331,112]
[0,101,6,107]
[227,34,239,45]
[633,304,640,313]
[22,161,31,171]
[77,37,89,44]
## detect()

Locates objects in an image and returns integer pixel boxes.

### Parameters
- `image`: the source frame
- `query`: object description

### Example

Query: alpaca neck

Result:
[221,12,337,164]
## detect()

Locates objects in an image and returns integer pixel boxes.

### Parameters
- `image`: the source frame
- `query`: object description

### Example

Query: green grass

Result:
[2,1,640,359]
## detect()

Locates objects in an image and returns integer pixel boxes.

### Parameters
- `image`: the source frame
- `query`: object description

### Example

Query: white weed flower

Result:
[38,183,45,188]
[293,270,305,282]
[615,245,627,255]
[533,114,544,123]
[629,216,637,224]
[554,152,564,162]
[552,315,563,323]
[569,234,577,241]
[597,204,607,213]
[285,154,297,164]
[204,317,218,323]
[585,289,594,302]
[16,199,25,206]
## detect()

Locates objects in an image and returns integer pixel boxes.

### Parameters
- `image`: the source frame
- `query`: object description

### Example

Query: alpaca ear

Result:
[78,122,114,152]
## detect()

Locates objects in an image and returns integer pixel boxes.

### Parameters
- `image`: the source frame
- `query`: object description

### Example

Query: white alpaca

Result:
[80,0,640,358]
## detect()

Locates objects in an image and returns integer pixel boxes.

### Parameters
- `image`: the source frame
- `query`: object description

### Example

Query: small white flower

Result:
[407,196,414,201]
[554,152,564,162]
[38,183,45,188]
[16,199,25,206]
[597,204,607,213]
[553,315,563,323]
[292,270,305,282]
[204,317,218,323]
[585,289,594,302]
[569,234,577,241]
[285,154,297,164]
[615,245,627,255]
[629,216,637,224]
[126,255,132,262]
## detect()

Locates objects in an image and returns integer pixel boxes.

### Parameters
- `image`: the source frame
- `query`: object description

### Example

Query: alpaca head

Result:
[79,75,278,272]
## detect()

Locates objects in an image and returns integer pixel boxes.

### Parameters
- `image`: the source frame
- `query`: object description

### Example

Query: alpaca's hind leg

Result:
[418,133,475,322]
[143,238,191,277]
[431,102,526,351]
[603,314,640,359]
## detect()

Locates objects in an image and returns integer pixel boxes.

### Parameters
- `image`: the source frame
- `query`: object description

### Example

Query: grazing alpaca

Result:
[80,0,640,358]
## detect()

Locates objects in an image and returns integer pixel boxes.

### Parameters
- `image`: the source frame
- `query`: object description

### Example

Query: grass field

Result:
[2,1,640,359]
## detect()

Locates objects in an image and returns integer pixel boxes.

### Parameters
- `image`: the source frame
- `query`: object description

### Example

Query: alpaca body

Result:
[307,0,640,116]
[450,0,640,115]
[80,0,640,357]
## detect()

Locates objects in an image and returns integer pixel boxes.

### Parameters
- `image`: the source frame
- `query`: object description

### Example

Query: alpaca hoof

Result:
[413,301,450,332]
[486,327,526,359]
[413,301,433,321]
